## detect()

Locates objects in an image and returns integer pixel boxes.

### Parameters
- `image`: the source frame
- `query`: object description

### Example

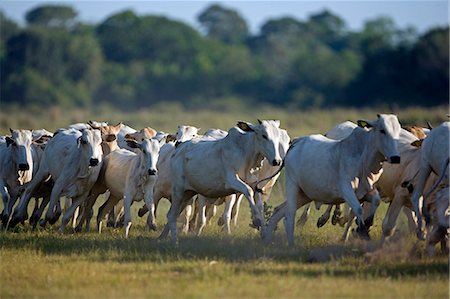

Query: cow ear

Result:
[105,134,116,142]
[88,120,99,129]
[126,139,140,149]
[411,139,423,147]
[377,114,381,118]
[143,127,157,139]
[257,119,263,124]
[124,133,135,140]
[237,121,254,132]
[113,122,123,131]
[357,120,373,128]
[9,128,14,134]
[166,134,176,142]
[6,136,15,147]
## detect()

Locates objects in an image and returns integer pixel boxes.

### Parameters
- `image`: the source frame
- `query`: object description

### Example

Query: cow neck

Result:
[72,145,91,180]
[244,132,265,172]
[101,140,119,156]
[340,127,384,179]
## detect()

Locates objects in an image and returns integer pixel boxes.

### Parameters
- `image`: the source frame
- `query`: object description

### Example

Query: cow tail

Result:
[255,161,285,194]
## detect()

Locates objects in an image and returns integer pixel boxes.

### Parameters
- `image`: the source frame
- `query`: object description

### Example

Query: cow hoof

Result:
[416,229,426,241]
[317,216,328,228]
[39,219,47,228]
[1,214,9,227]
[29,213,40,227]
[48,217,58,225]
[331,214,339,226]
[138,207,147,218]
[364,216,374,228]
[147,223,158,231]
[251,218,262,229]
[356,226,371,240]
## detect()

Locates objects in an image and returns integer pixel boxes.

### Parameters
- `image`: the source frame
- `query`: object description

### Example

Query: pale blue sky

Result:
[1,1,448,33]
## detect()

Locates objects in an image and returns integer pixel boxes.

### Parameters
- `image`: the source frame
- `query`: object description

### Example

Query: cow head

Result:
[175,125,200,143]
[77,129,103,167]
[126,138,165,176]
[237,120,283,166]
[6,129,34,184]
[358,114,402,164]
[124,127,157,142]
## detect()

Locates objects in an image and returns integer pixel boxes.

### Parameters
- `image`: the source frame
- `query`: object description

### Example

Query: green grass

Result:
[0,105,449,298]
[1,195,448,298]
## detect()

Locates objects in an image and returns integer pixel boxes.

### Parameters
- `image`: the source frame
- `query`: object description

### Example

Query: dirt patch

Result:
[364,239,424,264]
[307,245,363,263]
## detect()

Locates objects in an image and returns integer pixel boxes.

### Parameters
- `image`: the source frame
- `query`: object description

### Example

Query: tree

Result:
[307,9,347,50]
[0,11,19,61]
[413,27,449,104]
[25,5,78,29]
[198,4,249,44]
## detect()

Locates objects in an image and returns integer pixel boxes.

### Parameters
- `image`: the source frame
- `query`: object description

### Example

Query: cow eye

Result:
[262,135,268,140]
[82,140,87,145]
[380,129,386,135]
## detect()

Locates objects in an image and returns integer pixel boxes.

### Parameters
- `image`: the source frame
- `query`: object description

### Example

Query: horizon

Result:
[0,1,448,34]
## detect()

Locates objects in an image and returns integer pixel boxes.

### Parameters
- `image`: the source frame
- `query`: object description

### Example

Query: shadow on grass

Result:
[1,224,448,280]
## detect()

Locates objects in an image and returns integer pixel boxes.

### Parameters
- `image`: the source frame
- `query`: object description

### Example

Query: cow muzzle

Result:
[89,158,99,167]
[18,163,30,171]
[148,169,157,176]
[388,156,401,164]
[272,159,282,166]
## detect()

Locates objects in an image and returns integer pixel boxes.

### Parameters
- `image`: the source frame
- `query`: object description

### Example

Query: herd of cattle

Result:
[0,115,448,256]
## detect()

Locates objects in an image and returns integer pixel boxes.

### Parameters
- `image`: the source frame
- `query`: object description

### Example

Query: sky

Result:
[0,1,448,34]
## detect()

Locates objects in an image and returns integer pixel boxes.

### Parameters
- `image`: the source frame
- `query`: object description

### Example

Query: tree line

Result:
[1,4,448,109]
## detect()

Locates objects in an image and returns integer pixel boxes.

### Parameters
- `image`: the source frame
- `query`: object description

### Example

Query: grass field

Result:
[0,105,449,298]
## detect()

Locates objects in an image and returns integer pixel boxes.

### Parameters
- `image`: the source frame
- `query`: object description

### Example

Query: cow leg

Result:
[41,178,67,227]
[160,188,195,243]
[182,202,193,233]
[113,199,124,228]
[361,189,380,228]
[410,165,432,240]
[206,202,217,225]
[123,189,138,238]
[317,204,333,228]
[231,194,243,226]
[225,173,263,230]
[284,177,311,246]
[222,194,236,234]
[97,195,120,233]
[340,210,355,242]
[143,177,157,232]
[331,204,342,226]
[296,203,311,228]
[340,183,369,240]
[0,179,11,228]
[196,195,207,236]
[30,194,50,228]
[381,189,408,243]
[403,207,417,233]
[9,172,48,228]
[59,195,86,232]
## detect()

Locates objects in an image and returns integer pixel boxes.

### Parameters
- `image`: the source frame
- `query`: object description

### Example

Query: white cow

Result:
[94,138,164,238]
[159,120,285,243]
[410,122,450,240]
[137,126,225,232]
[10,128,103,231]
[265,114,402,246]
[194,128,290,235]
[0,129,34,227]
